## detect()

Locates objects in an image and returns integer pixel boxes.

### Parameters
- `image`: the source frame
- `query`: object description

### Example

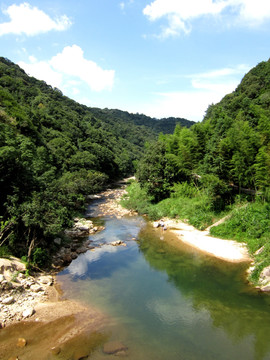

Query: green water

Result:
[58,216,270,360]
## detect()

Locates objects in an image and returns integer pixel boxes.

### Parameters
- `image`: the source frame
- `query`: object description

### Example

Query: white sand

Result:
[163,219,252,263]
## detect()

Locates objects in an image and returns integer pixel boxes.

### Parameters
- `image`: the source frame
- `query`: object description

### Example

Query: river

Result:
[57,195,270,360]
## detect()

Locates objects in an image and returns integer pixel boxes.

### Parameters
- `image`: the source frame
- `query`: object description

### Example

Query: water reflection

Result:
[58,217,270,360]
[138,225,270,360]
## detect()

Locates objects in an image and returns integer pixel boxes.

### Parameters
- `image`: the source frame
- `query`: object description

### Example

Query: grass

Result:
[122,181,270,284]
[121,181,232,229]
[210,201,270,283]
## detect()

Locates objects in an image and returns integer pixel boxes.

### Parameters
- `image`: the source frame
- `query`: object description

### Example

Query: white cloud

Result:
[142,65,249,121]
[18,59,63,88]
[18,45,115,93]
[143,0,270,38]
[0,2,72,36]
[50,45,115,92]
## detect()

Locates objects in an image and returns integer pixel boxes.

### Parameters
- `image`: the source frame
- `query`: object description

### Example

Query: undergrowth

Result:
[122,181,270,283]
[121,181,232,230]
[210,201,270,283]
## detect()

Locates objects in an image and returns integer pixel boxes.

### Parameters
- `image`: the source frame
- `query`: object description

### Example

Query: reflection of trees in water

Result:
[138,225,270,360]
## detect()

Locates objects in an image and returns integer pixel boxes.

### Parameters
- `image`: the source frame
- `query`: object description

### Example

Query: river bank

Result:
[153,218,252,263]
[1,179,269,359]
[0,180,134,359]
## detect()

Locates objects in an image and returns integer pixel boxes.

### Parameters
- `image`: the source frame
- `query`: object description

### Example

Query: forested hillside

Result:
[124,59,270,281]
[0,57,193,263]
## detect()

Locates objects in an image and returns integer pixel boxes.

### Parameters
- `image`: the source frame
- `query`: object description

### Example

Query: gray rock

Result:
[54,237,62,245]
[260,265,270,280]
[76,246,88,254]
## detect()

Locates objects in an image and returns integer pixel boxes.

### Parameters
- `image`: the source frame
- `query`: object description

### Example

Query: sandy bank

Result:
[0,279,108,360]
[158,218,252,263]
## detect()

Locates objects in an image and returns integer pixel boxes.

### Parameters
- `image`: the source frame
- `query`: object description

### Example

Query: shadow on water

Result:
[58,217,270,360]
[138,224,270,360]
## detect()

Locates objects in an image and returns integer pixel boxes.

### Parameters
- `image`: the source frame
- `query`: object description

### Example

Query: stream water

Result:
[57,199,270,360]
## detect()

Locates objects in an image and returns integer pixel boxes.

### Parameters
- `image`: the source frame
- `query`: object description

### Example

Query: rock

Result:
[30,284,43,292]
[62,254,73,265]
[261,284,270,292]
[17,337,27,347]
[87,194,102,200]
[103,341,128,355]
[259,265,270,285]
[153,221,160,228]
[76,246,88,254]
[54,237,62,245]
[50,346,61,355]
[0,274,6,283]
[8,357,19,360]
[22,307,35,318]
[2,296,14,305]
[17,273,25,280]
[255,246,265,255]
[110,240,124,246]
[38,275,53,286]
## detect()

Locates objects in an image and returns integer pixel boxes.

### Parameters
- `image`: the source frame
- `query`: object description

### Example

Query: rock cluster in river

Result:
[50,218,105,269]
[90,188,136,218]
[0,257,53,326]
[64,218,100,237]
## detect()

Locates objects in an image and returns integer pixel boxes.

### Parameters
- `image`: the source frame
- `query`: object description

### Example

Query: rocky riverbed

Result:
[0,180,133,359]
[0,257,53,327]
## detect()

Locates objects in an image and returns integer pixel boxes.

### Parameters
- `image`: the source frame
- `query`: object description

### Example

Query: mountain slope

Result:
[0,56,193,261]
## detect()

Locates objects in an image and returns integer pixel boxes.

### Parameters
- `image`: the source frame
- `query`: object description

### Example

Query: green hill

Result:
[0,56,193,262]
[129,58,270,281]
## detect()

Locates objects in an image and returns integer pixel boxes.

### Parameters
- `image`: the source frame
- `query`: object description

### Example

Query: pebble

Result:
[2,296,15,305]
[17,337,27,348]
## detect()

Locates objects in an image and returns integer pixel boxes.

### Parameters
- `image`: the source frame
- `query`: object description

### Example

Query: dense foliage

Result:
[126,59,270,281]
[0,57,193,263]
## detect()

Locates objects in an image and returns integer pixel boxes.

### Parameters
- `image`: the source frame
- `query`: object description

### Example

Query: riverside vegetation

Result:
[0,57,193,268]
[1,56,270,285]
[121,58,270,284]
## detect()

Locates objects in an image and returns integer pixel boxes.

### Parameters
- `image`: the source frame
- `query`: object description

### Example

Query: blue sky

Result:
[1,1,270,121]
